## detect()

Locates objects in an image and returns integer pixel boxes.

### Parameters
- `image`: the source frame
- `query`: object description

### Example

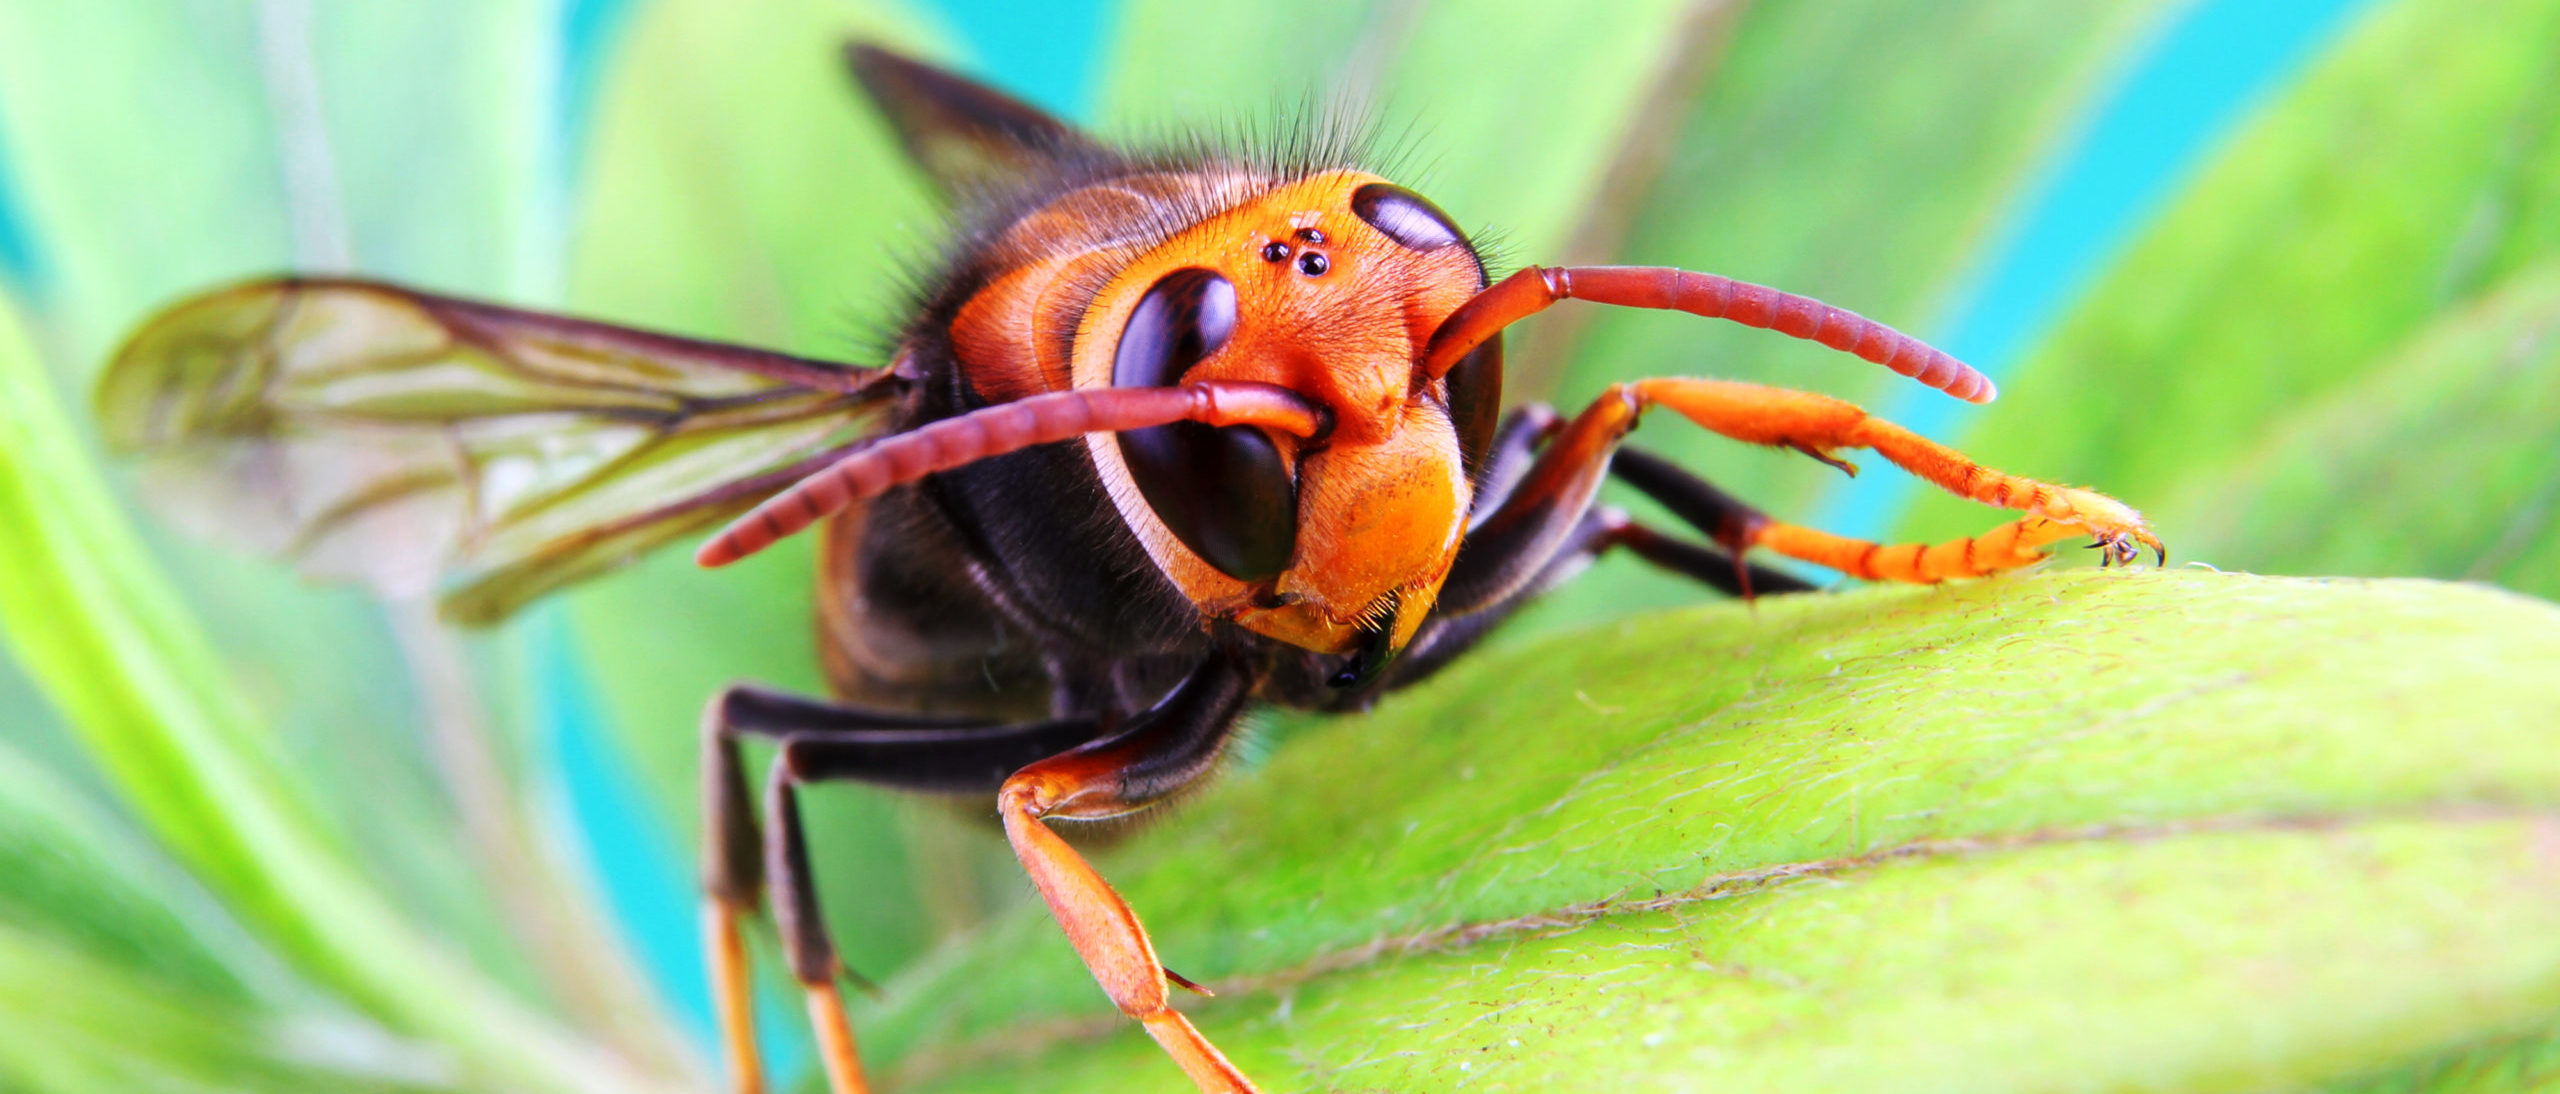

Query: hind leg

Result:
[701,658,1267,1094]
[697,685,1095,1093]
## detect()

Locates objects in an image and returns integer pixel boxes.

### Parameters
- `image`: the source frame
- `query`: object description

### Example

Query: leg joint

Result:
[998,772,1066,820]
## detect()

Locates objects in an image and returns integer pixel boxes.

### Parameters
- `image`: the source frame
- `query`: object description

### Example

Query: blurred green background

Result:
[4,0,2558,1091]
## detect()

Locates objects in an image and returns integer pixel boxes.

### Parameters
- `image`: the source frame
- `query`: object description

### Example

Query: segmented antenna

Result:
[1422,266,1995,403]
[696,381,1329,567]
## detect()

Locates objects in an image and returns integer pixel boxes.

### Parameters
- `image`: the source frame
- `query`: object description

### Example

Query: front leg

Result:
[1622,377,2164,575]
[1442,378,2159,611]
[998,650,1263,1094]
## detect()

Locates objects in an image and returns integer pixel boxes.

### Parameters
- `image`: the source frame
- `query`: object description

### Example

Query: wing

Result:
[844,42,1103,201]
[97,278,900,625]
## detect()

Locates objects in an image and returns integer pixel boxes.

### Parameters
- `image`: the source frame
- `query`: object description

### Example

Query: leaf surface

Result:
[856,571,2560,1092]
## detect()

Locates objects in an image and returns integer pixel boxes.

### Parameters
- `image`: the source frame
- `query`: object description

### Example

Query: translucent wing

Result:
[845,43,1101,201]
[98,278,898,625]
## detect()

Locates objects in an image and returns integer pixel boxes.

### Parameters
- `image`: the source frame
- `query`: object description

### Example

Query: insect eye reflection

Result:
[1351,181,1467,251]
[1111,268,1297,581]
[1297,251,1329,277]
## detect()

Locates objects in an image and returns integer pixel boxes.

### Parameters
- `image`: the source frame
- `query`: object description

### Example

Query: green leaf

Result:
[1907,0,2560,557]
[0,736,268,1006]
[0,745,451,1092]
[0,292,664,1093]
[859,571,2560,1092]
[0,0,624,1024]
[2322,1027,2560,1094]
[1557,0,2173,398]
[0,921,453,1094]
[0,270,327,992]
[298,2,565,298]
[566,0,939,353]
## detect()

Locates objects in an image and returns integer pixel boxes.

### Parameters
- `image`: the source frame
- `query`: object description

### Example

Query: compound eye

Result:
[1112,268,1234,381]
[1111,269,1297,581]
[1352,182,1466,251]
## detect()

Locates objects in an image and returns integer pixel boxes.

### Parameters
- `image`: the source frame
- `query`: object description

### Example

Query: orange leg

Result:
[764,764,872,1094]
[701,901,767,1094]
[1748,513,2106,582]
[1624,377,2161,578]
[696,686,879,1094]
[699,693,776,1094]
[701,664,1264,1094]
[1444,379,2158,610]
[998,652,1263,1094]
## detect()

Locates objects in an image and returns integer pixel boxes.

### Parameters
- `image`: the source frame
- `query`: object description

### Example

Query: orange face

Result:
[1071,169,1490,655]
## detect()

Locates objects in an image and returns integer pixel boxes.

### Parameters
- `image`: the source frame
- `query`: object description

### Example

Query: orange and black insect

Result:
[100,44,2163,1094]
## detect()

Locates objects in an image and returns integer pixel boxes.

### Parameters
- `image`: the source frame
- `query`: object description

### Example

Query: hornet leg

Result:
[1441,377,2158,617]
[698,685,1095,1094]
[996,651,1264,1093]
